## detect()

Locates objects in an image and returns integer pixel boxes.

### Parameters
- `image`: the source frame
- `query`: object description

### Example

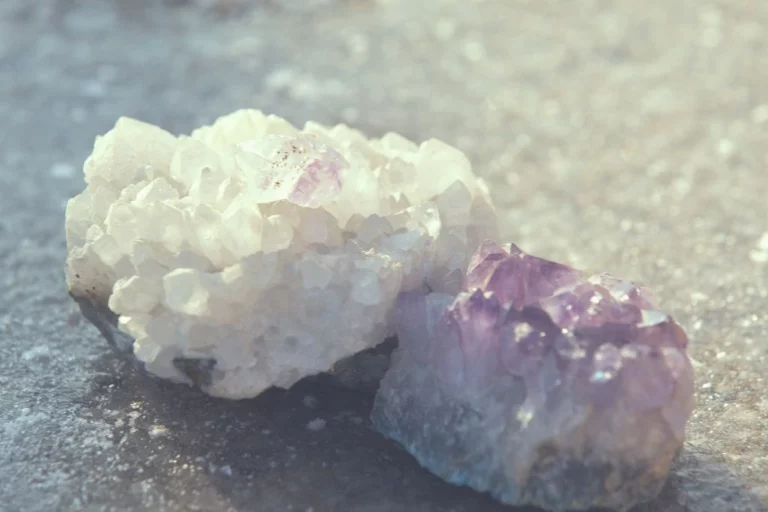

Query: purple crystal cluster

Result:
[372,241,695,512]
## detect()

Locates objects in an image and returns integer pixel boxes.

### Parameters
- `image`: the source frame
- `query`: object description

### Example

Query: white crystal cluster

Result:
[66,110,497,398]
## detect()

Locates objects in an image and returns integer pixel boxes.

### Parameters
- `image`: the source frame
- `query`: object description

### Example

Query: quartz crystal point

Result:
[372,241,695,512]
[65,110,497,398]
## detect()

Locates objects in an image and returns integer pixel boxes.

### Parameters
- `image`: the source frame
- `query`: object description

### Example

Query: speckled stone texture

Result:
[1,1,767,511]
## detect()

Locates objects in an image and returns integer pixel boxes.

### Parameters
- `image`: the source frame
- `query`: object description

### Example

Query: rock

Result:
[65,110,496,398]
[372,241,695,512]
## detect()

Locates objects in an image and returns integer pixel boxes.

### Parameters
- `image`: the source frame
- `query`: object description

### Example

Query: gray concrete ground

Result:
[1,0,767,510]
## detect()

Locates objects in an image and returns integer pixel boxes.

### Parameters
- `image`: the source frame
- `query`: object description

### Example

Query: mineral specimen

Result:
[65,110,496,398]
[372,241,695,512]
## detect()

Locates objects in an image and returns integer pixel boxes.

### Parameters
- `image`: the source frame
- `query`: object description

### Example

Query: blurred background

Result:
[1,1,766,511]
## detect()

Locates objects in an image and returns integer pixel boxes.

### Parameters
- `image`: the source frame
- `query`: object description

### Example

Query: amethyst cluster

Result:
[372,241,695,512]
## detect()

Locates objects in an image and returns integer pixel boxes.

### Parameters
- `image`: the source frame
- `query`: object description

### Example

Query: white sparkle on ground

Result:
[306,418,326,432]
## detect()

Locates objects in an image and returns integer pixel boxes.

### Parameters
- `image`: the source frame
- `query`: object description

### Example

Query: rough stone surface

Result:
[373,242,695,511]
[1,0,767,511]
[65,110,494,398]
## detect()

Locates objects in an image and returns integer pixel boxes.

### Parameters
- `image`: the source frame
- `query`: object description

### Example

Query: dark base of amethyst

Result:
[371,349,672,512]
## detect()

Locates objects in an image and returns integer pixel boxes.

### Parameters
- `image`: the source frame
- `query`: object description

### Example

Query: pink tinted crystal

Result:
[237,134,347,207]
[288,136,346,207]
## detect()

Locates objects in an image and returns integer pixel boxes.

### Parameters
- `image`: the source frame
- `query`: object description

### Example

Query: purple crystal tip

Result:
[372,241,695,512]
